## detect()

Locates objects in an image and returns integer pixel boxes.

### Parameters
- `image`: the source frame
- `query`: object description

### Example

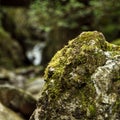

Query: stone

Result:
[0,84,36,119]
[30,31,120,120]
[0,68,26,88]
[0,102,25,120]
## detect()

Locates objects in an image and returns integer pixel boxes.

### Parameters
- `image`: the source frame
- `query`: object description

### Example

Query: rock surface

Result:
[25,77,45,99]
[0,85,36,118]
[0,68,26,88]
[30,31,120,120]
[0,102,25,120]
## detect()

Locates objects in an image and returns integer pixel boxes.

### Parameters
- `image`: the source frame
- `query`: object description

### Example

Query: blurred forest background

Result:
[0,0,120,119]
[0,0,120,70]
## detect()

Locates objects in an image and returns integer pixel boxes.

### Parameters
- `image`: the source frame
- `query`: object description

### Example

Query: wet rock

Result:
[0,102,25,120]
[0,85,36,118]
[30,31,120,120]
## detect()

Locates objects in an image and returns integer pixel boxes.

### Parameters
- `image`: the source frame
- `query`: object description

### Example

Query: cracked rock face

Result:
[30,31,120,120]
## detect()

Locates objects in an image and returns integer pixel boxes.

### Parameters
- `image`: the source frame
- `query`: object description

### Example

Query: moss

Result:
[44,31,108,105]
[44,32,107,95]
[88,104,96,117]
[31,31,120,120]
[45,31,107,80]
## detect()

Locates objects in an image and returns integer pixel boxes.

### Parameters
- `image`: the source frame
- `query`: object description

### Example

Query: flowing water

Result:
[26,42,46,65]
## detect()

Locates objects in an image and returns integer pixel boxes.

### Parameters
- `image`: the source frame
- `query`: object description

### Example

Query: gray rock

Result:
[0,68,26,88]
[30,31,120,120]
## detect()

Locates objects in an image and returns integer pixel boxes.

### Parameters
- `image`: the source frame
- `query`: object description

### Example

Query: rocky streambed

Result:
[0,66,45,120]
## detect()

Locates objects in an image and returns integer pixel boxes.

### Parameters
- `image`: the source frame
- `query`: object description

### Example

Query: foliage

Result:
[29,0,91,32]
[29,0,120,40]
[90,0,120,40]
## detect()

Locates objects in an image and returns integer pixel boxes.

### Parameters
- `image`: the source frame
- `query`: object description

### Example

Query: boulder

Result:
[30,31,120,120]
[0,102,25,120]
[0,85,36,118]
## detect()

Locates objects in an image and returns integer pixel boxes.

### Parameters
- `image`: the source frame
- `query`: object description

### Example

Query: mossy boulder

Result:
[30,31,120,120]
[0,28,24,69]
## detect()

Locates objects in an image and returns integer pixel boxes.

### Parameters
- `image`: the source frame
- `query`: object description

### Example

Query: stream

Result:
[26,42,46,66]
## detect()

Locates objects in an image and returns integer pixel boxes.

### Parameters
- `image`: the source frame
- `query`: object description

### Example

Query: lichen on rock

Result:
[30,31,120,120]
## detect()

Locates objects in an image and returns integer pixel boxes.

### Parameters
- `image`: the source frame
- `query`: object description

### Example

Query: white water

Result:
[26,42,46,65]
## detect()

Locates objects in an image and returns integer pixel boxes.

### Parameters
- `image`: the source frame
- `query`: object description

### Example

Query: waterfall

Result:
[26,42,46,65]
